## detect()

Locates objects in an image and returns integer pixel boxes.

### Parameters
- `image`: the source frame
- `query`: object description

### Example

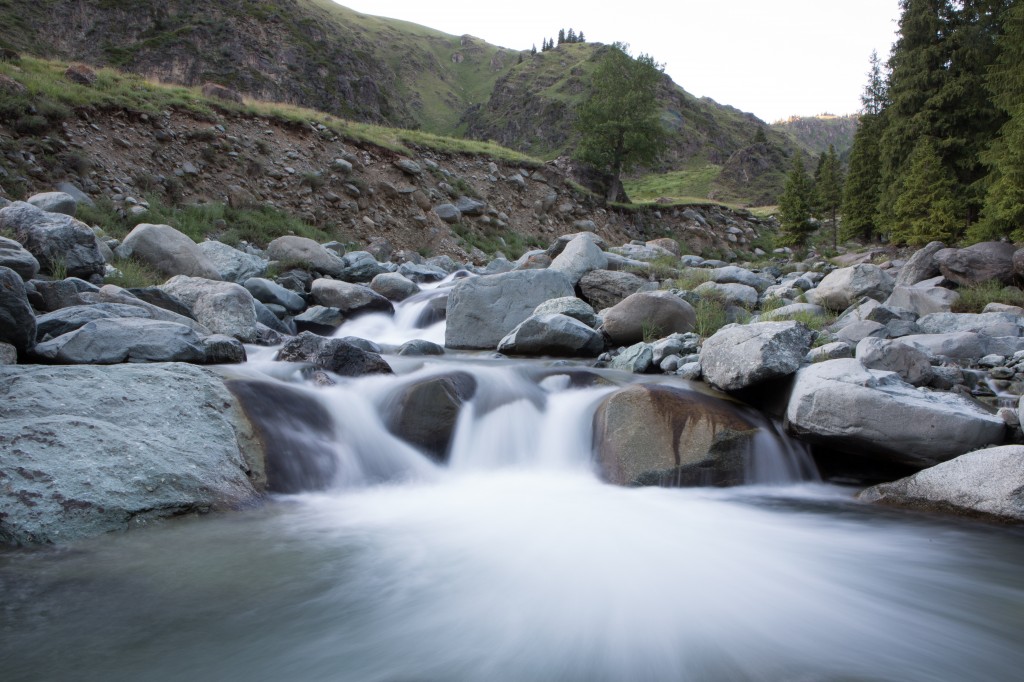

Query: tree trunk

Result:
[605,133,625,203]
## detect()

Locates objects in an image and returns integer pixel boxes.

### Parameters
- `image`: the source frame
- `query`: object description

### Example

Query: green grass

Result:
[623,163,721,203]
[105,256,167,288]
[671,268,712,291]
[951,281,1024,313]
[693,296,729,339]
[451,222,544,260]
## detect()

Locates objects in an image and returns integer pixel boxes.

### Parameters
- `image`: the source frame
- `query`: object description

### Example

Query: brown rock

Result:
[201,82,243,104]
[601,290,696,345]
[64,64,97,86]
[935,241,1015,287]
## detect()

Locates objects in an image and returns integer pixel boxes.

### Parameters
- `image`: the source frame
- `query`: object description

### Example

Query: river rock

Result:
[935,242,1015,286]
[594,384,760,486]
[859,445,1024,523]
[202,334,247,364]
[0,235,39,280]
[694,281,759,308]
[117,223,221,280]
[895,241,945,286]
[29,277,99,312]
[0,341,15,364]
[916,312,1022,337]
[709,266,774,293]
[370,272,420,301]
[897,331,990,361]
[498,313,605,357]
[77,284,210,335]
[786,359,1006,467]
[445,269,574,350]
[806,264,895,311]
[0,363,261,545]
[32,318,208,364]
[609,342,654,373]
[197,241,267,283]
[700,321,812,392]
[266,236,346,276]
[549,233,608,285]
[0,201,104,278]
[276,331,393,376]
[339,251,389,283]
[399,262,447,283]
[294,306,345,335]
[310,278,394,317]
[26,191,77,216]
[855,337,934,386]
[382,372,477,461]
[885,285,958,316]
[397,339,445,356]
[578,269,651,310]
[35,303,151,341]
[601,291,697,346]
[533,296,598,328]
[161,276,259,343]
[244,277,305,313]
[0,266,35,353]
[834,320,888,345]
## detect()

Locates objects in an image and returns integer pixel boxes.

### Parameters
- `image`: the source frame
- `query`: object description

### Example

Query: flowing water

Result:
[3,280,1024,681]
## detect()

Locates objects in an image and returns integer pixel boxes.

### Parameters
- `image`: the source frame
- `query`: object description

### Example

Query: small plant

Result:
[647,254,681,281]
[48,256,67,280]
[674,267,712,291]
[642,320,664,343]
[105,257,166,288]
[693,294,729,339]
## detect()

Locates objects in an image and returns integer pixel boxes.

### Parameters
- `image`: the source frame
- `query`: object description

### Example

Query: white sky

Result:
[332,0,901,123]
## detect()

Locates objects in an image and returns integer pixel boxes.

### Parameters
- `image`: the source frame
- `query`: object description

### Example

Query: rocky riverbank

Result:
[3,187,1024,545]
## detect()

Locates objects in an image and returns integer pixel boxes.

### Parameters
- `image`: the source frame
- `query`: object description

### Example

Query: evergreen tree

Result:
[531,44,537,55]
[574,43,666,202]
[861,49,889,115]
[891,137,961,245]
[978,0,1024,239]
[778,151,816,247]
[841,113,884,242]
[577,31,586,43]
[816,145,845,250]
[567,28,577,43]
[558,28,566,44]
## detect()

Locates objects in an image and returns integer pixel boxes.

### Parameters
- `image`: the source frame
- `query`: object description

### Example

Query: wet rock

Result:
[244,277,305,313]
[294,305,345,335]
[397,339,445,356]
[276,331,393,376]
[370,272,420,301]
[382,372,477,461]
[339,251,389,283]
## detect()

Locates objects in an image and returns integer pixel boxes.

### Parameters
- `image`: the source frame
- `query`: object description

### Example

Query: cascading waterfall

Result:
[2,280,1023,682]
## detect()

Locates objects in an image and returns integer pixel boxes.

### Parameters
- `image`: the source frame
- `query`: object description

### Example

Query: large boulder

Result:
[885,285,959,316]
[0,235,39,280]
[244,277,305,313]
[338,251,389,283]
[859,445,1024,523]
[26,191,77,216]
[32,318,209,364]
[786,359,1006,467]
[578,269,651,310]
[694,281,759,308]
[35,303,155,341]
[497,313,605,357]
[855,337,933,386]
[117,223,221,280]
[310,278,394,317]
[276,331,393,376]
[934,241,1015,286]
[700,322,810,394]
[266,236,346,276]
[0,266,35,353]
[895,241,945,286]
[806,264,895,311]
[161,276,260,343]
[533,296,598,328]
[77,284,210,334]
[601,291,697,346]
[0,201,104,278]
[445,270,574,350]
[549,233,608,285]
[197,241,267,283]
[0,363,261,545]
[593,384,760,486]
[381,372,477,461]
[897,331,991,361]
[916,311,1022,337]
[370,272,420,301]
[709,266,774,293]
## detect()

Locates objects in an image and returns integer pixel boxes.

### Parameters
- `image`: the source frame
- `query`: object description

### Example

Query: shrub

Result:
[952,281,1024,313]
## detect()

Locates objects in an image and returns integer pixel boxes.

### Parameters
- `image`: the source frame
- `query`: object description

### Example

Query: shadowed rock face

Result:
[593,383,759,487]
[227,379,339,494]
[381,372,477,462]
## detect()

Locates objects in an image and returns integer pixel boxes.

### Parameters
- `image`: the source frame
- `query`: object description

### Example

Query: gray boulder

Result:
[244,277,305,313]
[859,445,1024,523]
[35,303,153,341]
[578,269,651,310]
[0,266,36,352]
[855,337,934,386]
[761,302,828,322]
[32,318,208,364]
[118,223,221,280]
[381,372,476,461]
[276,332,393,376]
[0,201,104,278]
[310,278,394,316]
[294,306,345,335]
[0,235,39,280]
[694,281,759,308]
[709,266,774,293]
[895,241,945,286]
[806,264,895,311]
[370,272,420,301]
[609,342,654,373]
[445,269,574,350]
[786,359,1006,467]
[885,285,959,316]
[197,240,267,283]
[916,312,1022,337]
[26,191,77,216]
[533,296,599,328]
[834,319,888,345]
[339,250,389,283]
[77,285,210,334]
[935,241,1015,286]
[497,313,605,357]
[161,276,260,343]
[898,331,990,361]
[0,363,261,545]
[700,321,813,392]
[806,341,854,363]
[266,236,346,276]
[455,196,487,216]
[28,277,99,312]
[433,203,461,223]
[594,384,759,486]
[398,262,447,283]
[602,291,697,346]
[549,233,608,285]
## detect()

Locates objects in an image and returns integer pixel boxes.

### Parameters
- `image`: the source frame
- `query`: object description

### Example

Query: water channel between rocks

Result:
[2,278,1024,681]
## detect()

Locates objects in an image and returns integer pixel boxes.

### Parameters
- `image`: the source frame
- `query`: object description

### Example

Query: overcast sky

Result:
[332,0,901,123]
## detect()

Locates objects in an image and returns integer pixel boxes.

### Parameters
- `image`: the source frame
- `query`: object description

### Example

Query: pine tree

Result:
[577,31,586,43]
[531,44,537,55]
[778,151,816,247]
[816,145,845,250]
[574,43,666,202]
[841,113,884,242]
[978,0,1024,239]
[558,28,566,44]
[862,49,889,115]
[567,28,576,43]
[891,137,961,245]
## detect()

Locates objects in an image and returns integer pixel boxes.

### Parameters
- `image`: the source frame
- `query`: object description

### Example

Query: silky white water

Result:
[2,288,1023,681]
